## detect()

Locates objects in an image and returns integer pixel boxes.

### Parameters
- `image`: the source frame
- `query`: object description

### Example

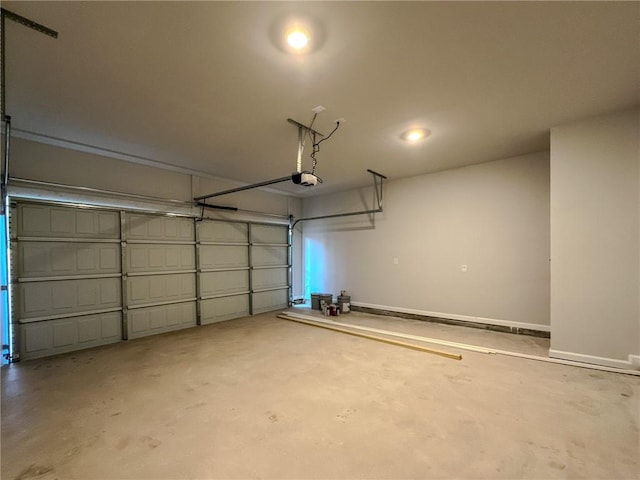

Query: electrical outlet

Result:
[393,257,399,265]
[461,264,468,272]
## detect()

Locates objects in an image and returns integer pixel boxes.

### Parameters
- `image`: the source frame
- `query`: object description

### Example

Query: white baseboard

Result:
[549,349,640,371]
[350,302,550,333]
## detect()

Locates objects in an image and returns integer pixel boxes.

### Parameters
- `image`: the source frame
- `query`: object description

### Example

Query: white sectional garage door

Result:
[197,220,290,322]
[250,224,289,314]
[14,203,123,360]
[197,220,251,324]
[124,213,197,339]
[10,202,291,360]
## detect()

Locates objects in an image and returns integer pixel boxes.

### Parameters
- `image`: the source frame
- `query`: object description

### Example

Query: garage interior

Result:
[1,2,639,479]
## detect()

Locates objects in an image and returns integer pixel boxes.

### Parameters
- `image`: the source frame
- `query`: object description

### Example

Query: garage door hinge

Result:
[0,285,7,291]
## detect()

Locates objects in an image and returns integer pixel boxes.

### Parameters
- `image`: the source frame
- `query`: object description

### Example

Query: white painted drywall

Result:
[302,151,550,329]
[6,137,305,297]
[10,137,191,200]
[550,109,639,365]
[9,137,298,213]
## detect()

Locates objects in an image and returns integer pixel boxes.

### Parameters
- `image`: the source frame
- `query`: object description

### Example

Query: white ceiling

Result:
[4,1,639,197]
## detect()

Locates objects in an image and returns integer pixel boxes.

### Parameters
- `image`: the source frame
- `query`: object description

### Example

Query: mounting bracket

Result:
[1,8,58,214]
[367,169,386,210]
[194,117,325,204]
[1,8,58,118]
[287,118,324,174]
[291,169,387,228]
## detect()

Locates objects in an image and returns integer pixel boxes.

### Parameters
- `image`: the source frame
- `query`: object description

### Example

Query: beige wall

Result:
[9,137,298,214]
[550,109,639,367]
[5,137,304,297]
[302,151,550,330]
[9,137,192,201]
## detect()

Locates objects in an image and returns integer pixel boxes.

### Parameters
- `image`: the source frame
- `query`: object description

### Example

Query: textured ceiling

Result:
[3,1,639,196]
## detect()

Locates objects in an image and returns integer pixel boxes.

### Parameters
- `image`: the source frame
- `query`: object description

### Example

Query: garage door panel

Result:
[99,279,120,304]
[251,245,288,267]
[77,312,122,343]
[19,312,122,360]
[53,321,76,347]
[197,220,289,318]
[200,270,249,297]
[124,214,198,341]
[18,242,120,278]
[253,268,288,291]
[77,281,100,307]
[252,289,288,314]
[78,316,100,342]
[99,247,119,270]
[22,283,53,314]
[127,273,196,306]
[13,204,293,360]
[165,303,195,327]
[200,295,249,325]
[199,245,248,269]
[53,285,75,309]
[128,302,197,339]
[13,203,127,361]
[127,245,195,273]
[198,221,248,243]
[51,246,75,272]
[18,204,120,238]
[76,211,96,234]
[98,213,119,236]
[18,278,121,320]
[149,249,164,268]
[50,209,74,234]
[100,313,121,338]
[20,205,50,236]
[23,323,51,354]
[250,224,287,244]
[21,244,49,274]
[127,214,194,242]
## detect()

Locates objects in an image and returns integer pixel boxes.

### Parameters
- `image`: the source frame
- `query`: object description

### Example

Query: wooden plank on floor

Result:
[277,314,462,361]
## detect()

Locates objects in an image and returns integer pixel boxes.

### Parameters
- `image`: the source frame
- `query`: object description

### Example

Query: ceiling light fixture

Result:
[287,29,309,50]
[401,128,430,143]
[271,15,324,55]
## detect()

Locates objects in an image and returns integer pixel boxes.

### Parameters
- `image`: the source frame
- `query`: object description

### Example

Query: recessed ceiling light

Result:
[271,16,324,55]
[287,30,309,50]
[401,128,430,143]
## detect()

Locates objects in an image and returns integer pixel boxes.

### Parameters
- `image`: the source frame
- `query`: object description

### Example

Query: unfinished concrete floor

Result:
[2,311,639,479]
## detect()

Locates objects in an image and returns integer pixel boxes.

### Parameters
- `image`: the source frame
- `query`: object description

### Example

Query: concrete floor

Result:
[1,311,639,479]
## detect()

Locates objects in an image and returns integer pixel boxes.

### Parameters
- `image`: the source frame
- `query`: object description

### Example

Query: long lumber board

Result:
[278,314,462,361]
[282,311,493,354]
[282,311,640,376]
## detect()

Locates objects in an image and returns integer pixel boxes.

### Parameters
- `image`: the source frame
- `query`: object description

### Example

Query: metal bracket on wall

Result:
[1,8,58,214]
[1,8,58,119]
[1,8,58,39]
[286,169,386,307]
[368,169,386,211]
[291,169,387,229]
